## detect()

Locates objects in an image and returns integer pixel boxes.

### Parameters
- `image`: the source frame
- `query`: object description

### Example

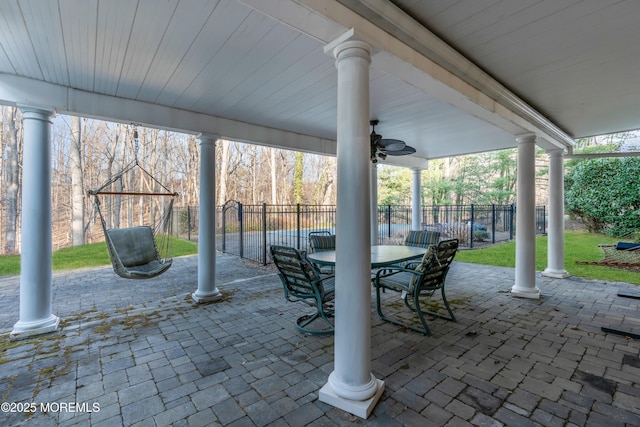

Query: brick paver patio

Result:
[1,253,639,426]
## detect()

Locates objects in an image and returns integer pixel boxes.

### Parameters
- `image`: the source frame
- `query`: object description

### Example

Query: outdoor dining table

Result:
[306,244,427,269]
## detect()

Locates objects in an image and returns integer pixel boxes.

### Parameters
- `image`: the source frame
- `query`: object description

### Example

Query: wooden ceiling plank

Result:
[216,35,320,116]
[182,11,278,110]
[0,47,13,74]
[59,0,98,90]
[194,23,303,112]
[28,0,70,85]
[155,0,253,106]
[225,48,329,116]
[115,0,180,98]
[136,0,221,102]
[0,1,44,80]
[94,0,137,95]
[472,1,619,66]
[252,62,336,122]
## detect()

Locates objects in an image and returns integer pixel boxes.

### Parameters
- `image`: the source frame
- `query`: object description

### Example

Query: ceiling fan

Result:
[370,120,416,163]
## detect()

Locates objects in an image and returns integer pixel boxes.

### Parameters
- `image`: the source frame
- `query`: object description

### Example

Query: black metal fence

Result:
[172,202,546,265]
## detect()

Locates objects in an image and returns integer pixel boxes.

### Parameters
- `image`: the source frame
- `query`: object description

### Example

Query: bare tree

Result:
[70,115,84,245]
[293,151,303,204]
[4,107,20,254]
[311,157,335,205]
[186,135,199,206]
[218,139,229,206]
[270,147,277,204]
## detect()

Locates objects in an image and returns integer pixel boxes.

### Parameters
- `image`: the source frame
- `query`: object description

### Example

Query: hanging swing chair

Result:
[576,241,640,272]
[89,131,179,279]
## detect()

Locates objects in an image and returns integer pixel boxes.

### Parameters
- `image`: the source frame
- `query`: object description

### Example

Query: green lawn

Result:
[0,237,198,276]
[1,231,638,286]
[456,230,640,285]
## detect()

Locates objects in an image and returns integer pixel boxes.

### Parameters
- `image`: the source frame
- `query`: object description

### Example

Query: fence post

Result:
[239,202,244,258]
[222,205,227,252]
[186,206,191,241]
[509,203,515,240]
[470,204,474,249]
[262,203,267,265]
[387,205,392,239]
[491,204,496,244]
[296,203,301,249]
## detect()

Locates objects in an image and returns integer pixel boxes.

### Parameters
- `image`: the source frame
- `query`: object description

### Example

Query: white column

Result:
[543,149,569,278]
[11,107,59,340]
[411,168,422,231]
[512,134,540,299]
[370,163,379,245]
[192,134,223,303]
[320,38,383,419]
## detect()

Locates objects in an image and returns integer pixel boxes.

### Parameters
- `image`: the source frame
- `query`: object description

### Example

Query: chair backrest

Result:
[404,230,440,248]
[411,239,458,291]
[270,245,326,297]
[308,233,336,253]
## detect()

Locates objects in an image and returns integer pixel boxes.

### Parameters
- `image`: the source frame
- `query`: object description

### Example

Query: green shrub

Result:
[565,157,640,237]
[473,230,490,242]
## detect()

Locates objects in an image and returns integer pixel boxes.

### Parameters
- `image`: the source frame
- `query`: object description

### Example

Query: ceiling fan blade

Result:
[369,121,414,162]
[378,138,406,151]
[385,146,416,156]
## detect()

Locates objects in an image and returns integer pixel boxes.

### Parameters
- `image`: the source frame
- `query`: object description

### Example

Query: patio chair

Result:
[374,239,458,335]
[404,230,441,248]
[308,231,336,274]
[402,230,440,269]
[270,245,335,335]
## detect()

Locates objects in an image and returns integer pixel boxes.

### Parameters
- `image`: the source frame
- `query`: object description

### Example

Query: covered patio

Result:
[1,254,639,425]
[2,0,640,420]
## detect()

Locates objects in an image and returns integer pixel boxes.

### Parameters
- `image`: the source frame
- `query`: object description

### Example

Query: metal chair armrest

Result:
[375,266,421,280]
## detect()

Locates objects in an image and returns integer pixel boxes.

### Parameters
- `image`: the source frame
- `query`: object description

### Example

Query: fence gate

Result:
[220,200,242,257]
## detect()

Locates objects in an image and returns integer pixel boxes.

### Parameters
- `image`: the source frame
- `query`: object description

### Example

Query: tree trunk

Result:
[293,151,303,204]
[271,147,277,204]
[4,107,19,254]
[70,115,85,245]
[443,157,452,204]
[188,135,199,206]
[218,139,229,206]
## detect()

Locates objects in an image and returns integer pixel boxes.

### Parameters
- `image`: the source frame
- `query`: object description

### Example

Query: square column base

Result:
[542,269,569,279]
[511,286,541,299]
[191,291,223,303]
[10,317,60,341]
[319,378,384,419]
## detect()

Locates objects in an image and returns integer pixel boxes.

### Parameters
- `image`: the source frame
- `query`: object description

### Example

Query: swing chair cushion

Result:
[106,226,171,278]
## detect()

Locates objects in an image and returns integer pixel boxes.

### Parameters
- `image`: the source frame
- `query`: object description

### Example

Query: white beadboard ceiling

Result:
[1,0,638,163]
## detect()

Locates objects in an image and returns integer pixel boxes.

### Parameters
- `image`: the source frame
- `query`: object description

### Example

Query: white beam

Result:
[0,73,336,157]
